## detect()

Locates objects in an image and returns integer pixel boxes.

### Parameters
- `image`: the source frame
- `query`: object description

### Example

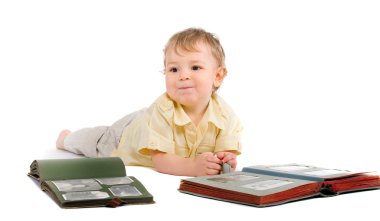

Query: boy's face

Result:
[165,42,225,111]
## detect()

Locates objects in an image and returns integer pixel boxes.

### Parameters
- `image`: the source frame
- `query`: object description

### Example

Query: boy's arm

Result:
[151,151,222,177]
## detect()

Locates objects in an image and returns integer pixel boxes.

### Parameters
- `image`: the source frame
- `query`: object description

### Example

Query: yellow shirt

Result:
[111,93,243,167]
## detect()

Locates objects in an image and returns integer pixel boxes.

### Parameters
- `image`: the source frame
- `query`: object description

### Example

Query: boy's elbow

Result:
[150,151,190,176]
[150,151,166,172]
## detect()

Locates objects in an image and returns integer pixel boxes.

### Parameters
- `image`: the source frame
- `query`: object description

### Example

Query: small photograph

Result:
[208,174,259,183]
[304,169,350,177]
[96,176,134,185]
[242,179,293,191]
[63,191,109,201]
[109,185,142,197]
[269,165,311,172]
[52,179,102,192]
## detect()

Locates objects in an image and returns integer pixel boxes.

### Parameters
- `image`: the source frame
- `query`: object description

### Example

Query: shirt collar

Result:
[203,94,226,130]
[173,102,192,126]
[173,94,227,130]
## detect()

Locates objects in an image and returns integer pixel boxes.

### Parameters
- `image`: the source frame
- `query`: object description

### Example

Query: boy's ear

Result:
[213,67,227,88]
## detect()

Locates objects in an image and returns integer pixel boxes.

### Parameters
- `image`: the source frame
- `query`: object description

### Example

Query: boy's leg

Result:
[56,130,72,150]
[96,108,146,156]
[63,126,110,157]
[59,108,146,158]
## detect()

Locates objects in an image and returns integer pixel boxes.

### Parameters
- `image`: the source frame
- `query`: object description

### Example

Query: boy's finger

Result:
[216,152,225,159]
[207,155,222,163]
[207,162,222,170]
[207,168,221,175]
[222,154,235,163]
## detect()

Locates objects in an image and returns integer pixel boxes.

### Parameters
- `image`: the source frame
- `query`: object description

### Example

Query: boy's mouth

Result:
[178,86,193,90]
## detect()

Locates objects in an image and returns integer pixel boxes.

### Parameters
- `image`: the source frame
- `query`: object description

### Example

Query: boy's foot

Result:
[56,130,71,150]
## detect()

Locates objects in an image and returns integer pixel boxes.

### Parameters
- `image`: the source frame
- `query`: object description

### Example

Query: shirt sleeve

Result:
[137,104,175,156]
[214,112,243,154]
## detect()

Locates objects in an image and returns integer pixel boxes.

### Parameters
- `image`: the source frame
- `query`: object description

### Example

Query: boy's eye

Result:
[192,65,201,71]
[169,67,178,73]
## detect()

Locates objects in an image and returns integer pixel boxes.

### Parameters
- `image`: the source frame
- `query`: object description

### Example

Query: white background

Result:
[0,0,379,220]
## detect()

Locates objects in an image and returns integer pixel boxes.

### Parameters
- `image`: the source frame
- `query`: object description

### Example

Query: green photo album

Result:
[28,157,154,208]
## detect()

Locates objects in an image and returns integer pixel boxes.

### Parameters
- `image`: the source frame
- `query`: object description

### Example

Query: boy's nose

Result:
[179,71,191,80]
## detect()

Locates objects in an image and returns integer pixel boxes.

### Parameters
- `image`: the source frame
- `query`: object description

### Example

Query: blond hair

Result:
[164,28,226,67]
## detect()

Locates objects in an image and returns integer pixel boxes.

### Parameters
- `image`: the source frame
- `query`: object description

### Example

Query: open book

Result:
[28,157,154,208]
[179,163,380,207]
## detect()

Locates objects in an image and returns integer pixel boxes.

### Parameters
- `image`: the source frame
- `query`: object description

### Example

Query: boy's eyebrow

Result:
[165,61,178,66]
[166,60,206,66]
[189,60,206,64]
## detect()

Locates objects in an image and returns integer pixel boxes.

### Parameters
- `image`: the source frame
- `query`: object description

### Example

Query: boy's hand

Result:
[216,152,237,171]
[193,152,222,176]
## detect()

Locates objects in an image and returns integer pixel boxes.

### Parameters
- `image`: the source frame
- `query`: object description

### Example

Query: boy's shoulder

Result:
[144,93,174,119]
[152,93,174,111]
[209,94,242,129]
[211,94,235,116]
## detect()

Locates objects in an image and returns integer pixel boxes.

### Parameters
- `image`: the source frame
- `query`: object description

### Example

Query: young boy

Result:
[56,28,243,177]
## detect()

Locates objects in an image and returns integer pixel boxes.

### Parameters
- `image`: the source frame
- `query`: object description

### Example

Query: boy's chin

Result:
[177,97,198,107]
[171,92,211,108]
[178,100,196,107]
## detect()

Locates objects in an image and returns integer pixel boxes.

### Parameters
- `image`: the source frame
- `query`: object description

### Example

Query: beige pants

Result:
[64,109,145,157]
